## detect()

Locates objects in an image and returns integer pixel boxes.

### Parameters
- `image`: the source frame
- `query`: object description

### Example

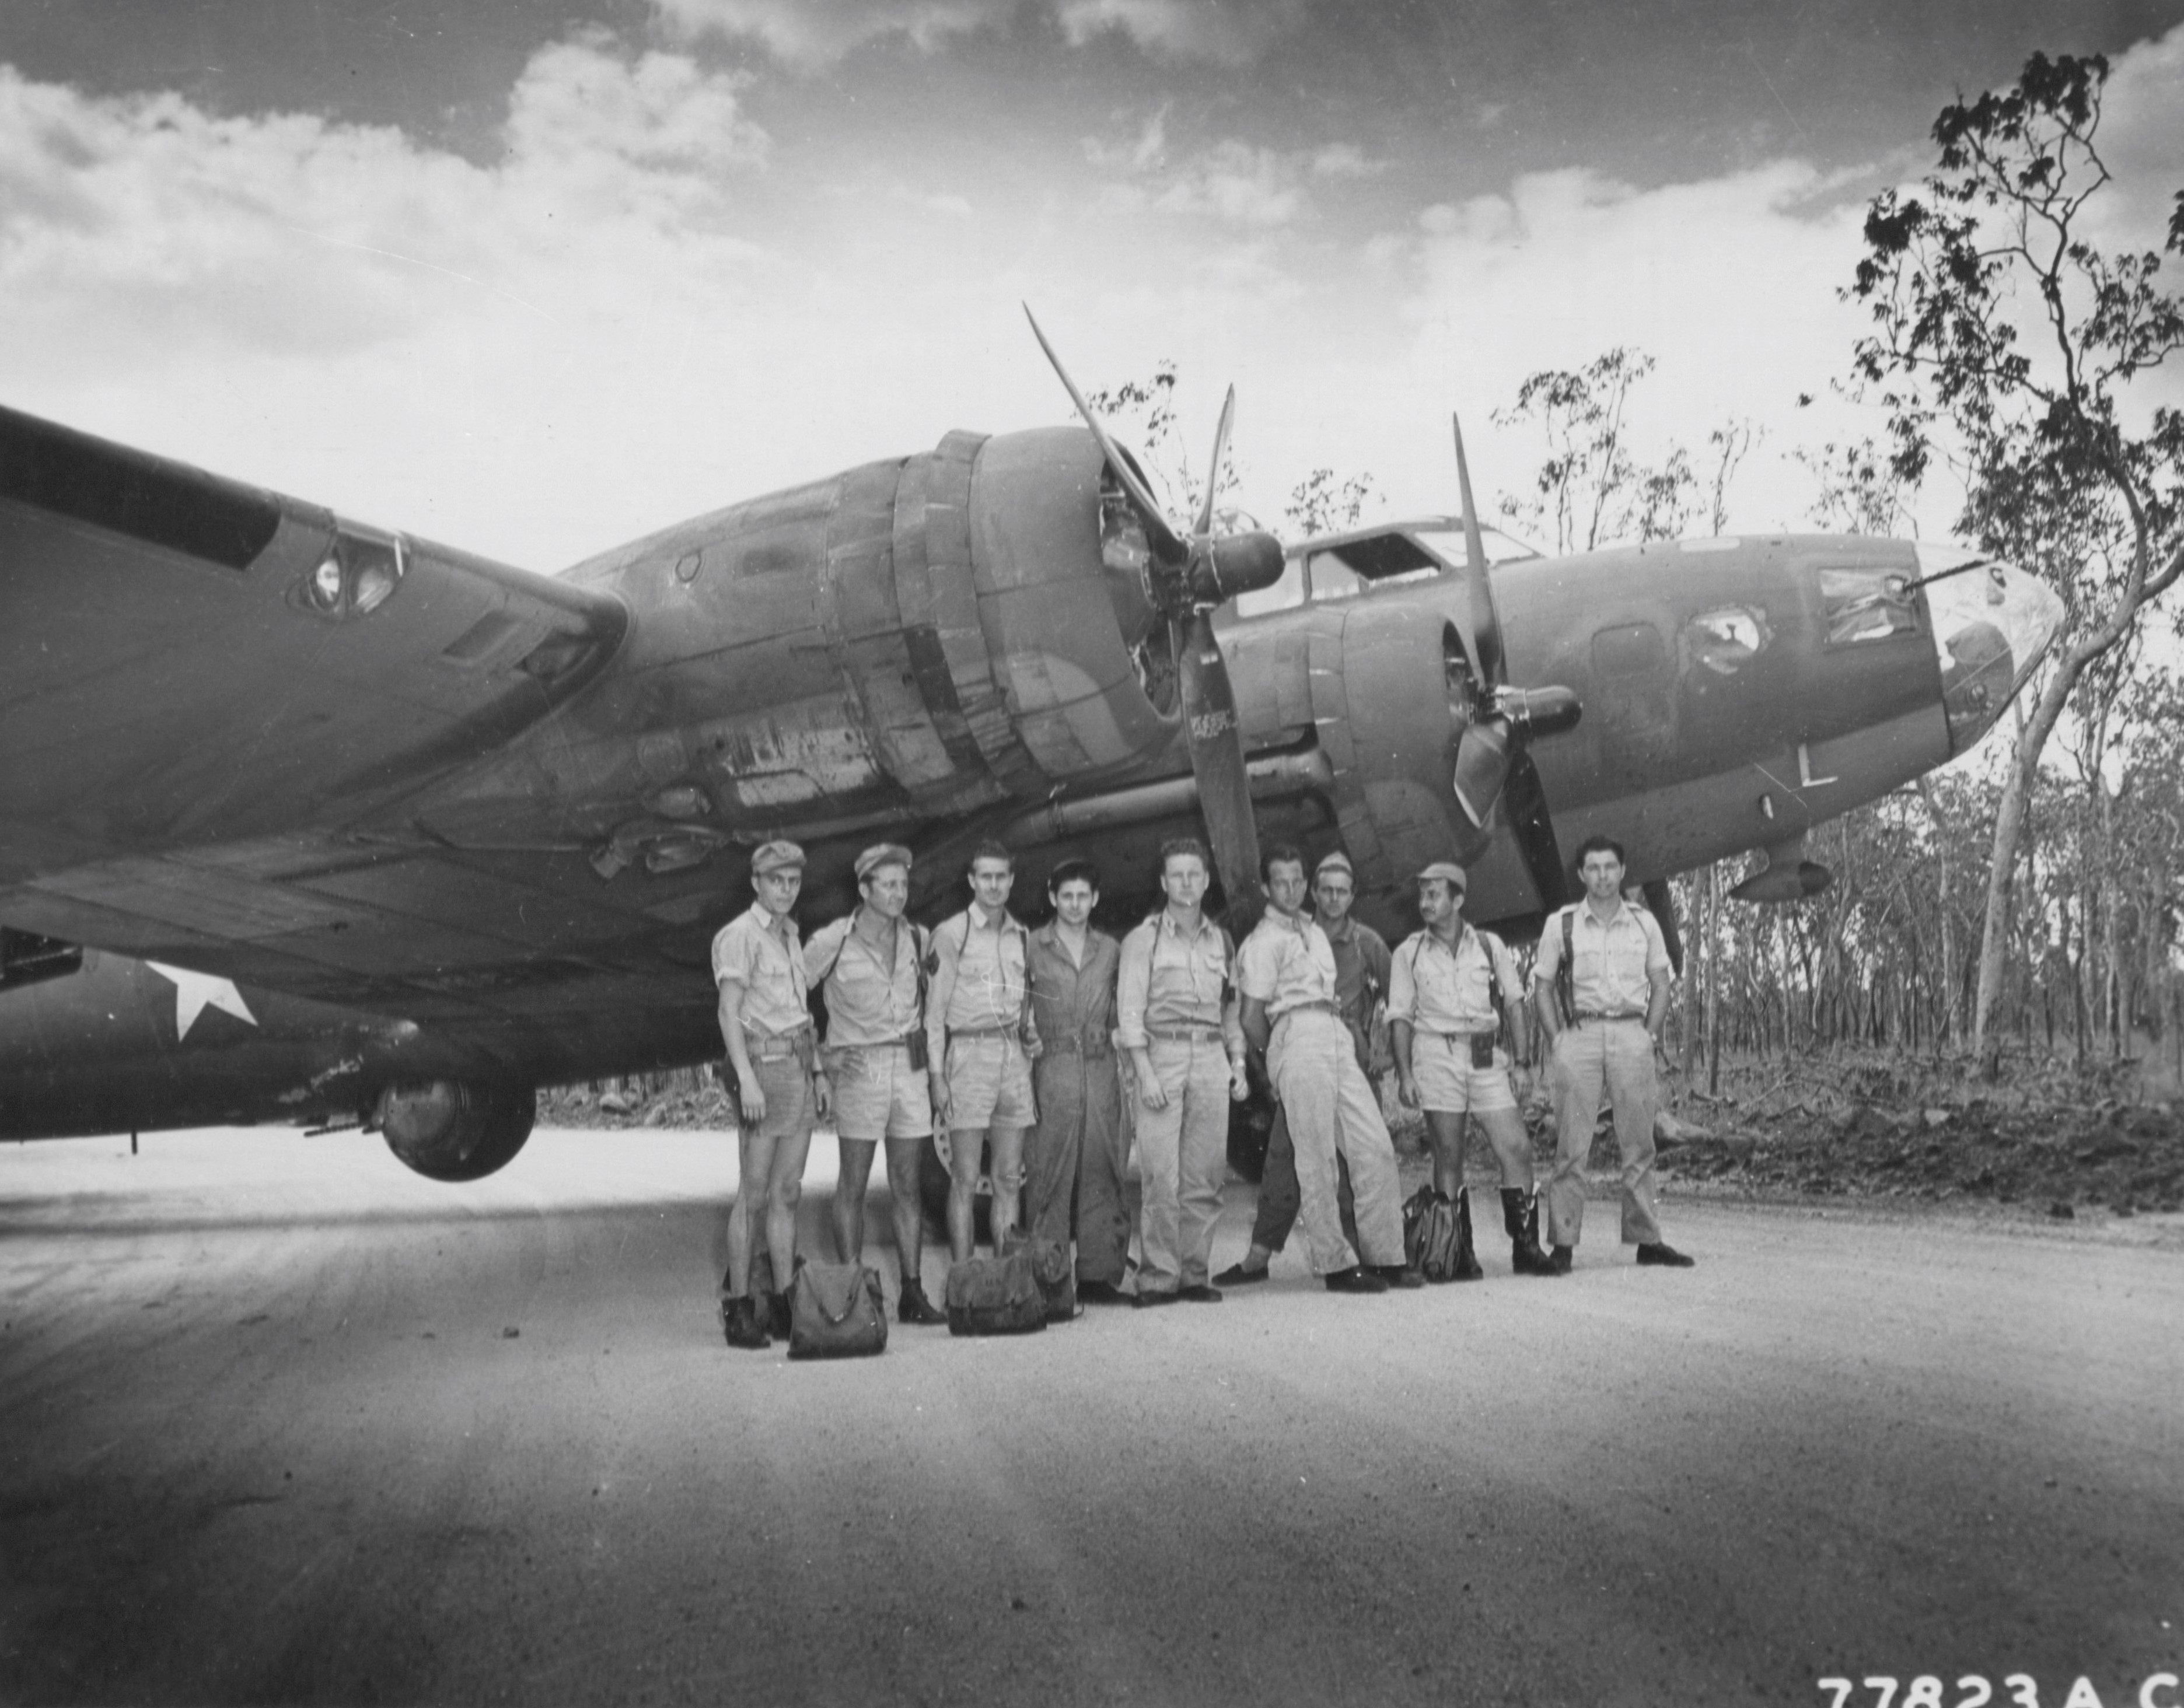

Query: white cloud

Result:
[1054,0,1309,66]
[654,0,1012,68]
[1085,124,1365,228]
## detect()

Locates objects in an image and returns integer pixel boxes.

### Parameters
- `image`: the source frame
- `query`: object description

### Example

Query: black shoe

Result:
[1547,1244,1574,1275]
[1375,1265,1427,1290]
[1077,1280,1133,1307]
[1636,1241,1696,1268]
[766,1290,793,1339]
[720,1296,771,1349]
[1133,1287,1179,1308]
[1505,1189,1556,1275]
[896,1279,948,1325]
[1177,1283,1224,1303]
[1211,1261,1270,1286]
[1323,1266,1390,1294]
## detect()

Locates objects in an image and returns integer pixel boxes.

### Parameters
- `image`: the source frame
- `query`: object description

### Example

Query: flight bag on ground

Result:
[1402,1184,1463,1283]
[944,1248,1047,1336]
[787,1259,889,1359]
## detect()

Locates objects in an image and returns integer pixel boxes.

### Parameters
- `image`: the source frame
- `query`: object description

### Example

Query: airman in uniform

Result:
[712,839,829,1349]
[1530,834,1694,1272]
[1025,859,1128,1305]
[803,842,949,1326]
[927,841,1041,1265]
[1236,845,1417,1294]
[1115,838,1248,1306]
[1216,850,1383,1286]
[1389,860,1553,1278]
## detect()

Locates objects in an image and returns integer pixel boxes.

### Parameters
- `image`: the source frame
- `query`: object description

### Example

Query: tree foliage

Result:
[1491,347,1699,551]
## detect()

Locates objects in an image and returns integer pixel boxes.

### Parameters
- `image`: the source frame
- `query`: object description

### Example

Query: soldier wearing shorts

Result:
[1236,845,1416,1294]
[804,842,949,1326]
[1389,860,1553,1279]
[1530,834,1694,1273]
[1115,838,1248,1306]
[712,839,829,1350]
[926,841,1041,1265]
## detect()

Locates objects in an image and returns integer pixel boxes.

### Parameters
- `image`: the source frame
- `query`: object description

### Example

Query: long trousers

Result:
[1133,1035,1232,1295]
[1249,1104,1358,1256]
[1545,1017,1661,1247]
[1266,1010,1406,1273]
[1029,1048,1128,1284]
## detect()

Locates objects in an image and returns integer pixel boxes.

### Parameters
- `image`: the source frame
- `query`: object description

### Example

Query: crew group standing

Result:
[707,826,1693,1347]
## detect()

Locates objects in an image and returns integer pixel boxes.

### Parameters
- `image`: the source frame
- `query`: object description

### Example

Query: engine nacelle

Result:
[379,1080,536,1182]
[411,428,1183,872]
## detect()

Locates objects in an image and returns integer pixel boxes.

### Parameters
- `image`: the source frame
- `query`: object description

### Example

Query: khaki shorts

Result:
[942,1032,1036,1129]
[1411,1030,1516,1115]
[828,1044,933,1142]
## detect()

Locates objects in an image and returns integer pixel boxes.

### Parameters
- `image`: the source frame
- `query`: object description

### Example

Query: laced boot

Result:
[1502,1187,1555,1276]
[897,1278,948,1325]
[1452,1186,1485,1280]
[720,1295,771,1350]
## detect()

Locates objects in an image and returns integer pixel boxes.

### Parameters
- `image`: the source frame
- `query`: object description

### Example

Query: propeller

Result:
[1444,414,1582,912]
[1025,307,1287,919]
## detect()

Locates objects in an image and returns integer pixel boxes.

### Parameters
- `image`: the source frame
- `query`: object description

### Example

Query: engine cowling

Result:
[379,1079,536,1182]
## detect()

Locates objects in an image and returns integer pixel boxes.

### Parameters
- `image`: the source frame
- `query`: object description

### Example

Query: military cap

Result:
[749,839,805,876]
[1314,850,1355,879]
[1416,860,1469,891]
[854,842,913,882]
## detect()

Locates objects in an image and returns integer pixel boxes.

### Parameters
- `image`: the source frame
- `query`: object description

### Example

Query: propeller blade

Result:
[1194,385,1236,538]
[1175,608,1264,921]
[1502,746,1567,915]
[1023,305,1184,561]
[1640,878,1685,977]
[1451,413,1503,688]
[1450,716,1512,832]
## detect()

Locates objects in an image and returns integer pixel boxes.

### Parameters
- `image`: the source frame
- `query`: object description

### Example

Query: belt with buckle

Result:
[1146,1024,1225,1044]
[1044,1035,1114,1058]
[743,1030,812,1062]
[1276,999,1341,1020]
[949,1024,1018,1040]
[1574,1012,1645,1024]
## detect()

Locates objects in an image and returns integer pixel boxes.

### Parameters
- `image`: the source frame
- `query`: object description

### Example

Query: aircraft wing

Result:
[0,403,639,1028]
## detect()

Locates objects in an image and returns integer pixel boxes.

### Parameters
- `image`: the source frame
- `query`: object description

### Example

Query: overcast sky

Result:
[4,0,2181,570]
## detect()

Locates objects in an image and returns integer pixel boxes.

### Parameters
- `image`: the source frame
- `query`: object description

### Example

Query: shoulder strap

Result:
[1556,907,1577,1025]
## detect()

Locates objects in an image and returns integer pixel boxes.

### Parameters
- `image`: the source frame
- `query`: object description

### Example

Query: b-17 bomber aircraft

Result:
[0,317,2062,1182]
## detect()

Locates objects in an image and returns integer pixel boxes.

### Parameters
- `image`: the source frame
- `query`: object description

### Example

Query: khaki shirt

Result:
[1235,908,1339,1021]
[1116,910,1243,1054]
[710,905,810,1037]
[805,909,924,1048]
[926,901,1035,1064]
[1320,913,1392,1036]
[1028,922,1120,1058]
[1390,925,1522,1034]
[1533,899,1669,1017]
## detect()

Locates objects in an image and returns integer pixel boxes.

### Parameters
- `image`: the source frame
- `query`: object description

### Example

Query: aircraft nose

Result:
[1919,546,2065,754]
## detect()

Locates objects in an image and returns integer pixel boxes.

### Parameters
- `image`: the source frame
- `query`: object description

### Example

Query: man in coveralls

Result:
[927,841,1041,1264]
[1115,838,1247,1306]
[1025,858,1130,1306]
[1530,834,1695,1272]
[1236,845,1417,1294]
[712,839,830,1349]
[1388,860,1553,1278]
[1215,850,1385,1286]
[802,842,949,1325]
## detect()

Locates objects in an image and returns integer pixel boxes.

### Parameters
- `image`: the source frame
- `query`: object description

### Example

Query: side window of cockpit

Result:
[1309,551,1362,603]
[1819,568,1920,646]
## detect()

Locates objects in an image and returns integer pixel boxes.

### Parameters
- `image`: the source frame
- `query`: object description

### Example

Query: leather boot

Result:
[766,1290,793,1340]
[1502,1187,1554,1276]
[721,1295,771,1350]
[897,1278,948,1325]
[1452,1186,1484,1280]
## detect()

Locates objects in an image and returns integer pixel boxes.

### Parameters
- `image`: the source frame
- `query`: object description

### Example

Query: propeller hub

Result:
[1188,531,1285,608]
[1499,684,1582,739]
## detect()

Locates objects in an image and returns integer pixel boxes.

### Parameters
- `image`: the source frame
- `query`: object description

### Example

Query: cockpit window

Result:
[1819,567,1921,645]
[1235,555,1306,617]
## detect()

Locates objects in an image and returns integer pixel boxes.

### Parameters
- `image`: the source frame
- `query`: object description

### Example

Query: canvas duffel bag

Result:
[944,1249,1047,1337]
[787,1259,889,1359]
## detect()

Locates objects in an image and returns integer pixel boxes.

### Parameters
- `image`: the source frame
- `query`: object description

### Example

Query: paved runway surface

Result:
[2,1128,2180,1707]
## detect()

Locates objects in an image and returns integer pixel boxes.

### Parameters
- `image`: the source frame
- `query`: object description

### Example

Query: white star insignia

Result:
[146,962,258,1041]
